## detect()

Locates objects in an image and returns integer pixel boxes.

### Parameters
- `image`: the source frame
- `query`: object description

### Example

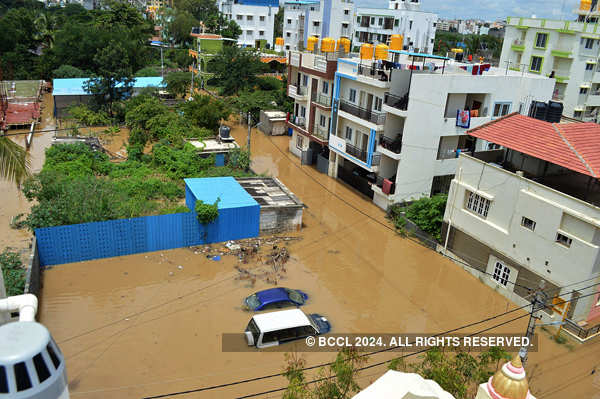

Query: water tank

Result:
[390,34,403,50]
[337,37,351,53]
[375,44,389,60]
[547,101,564,123]
[529,101,548,120]
[0,322,68,398]
[219,125,231,139]
[321,37,335,52]
[360,43,374,60]
[306,36,318,51]
[581,0,592,10]
[275,37,284,46]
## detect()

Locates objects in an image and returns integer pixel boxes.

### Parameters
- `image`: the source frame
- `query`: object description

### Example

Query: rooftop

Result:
[185,138,239,153]
[184,177,258,209]
[236,177,304,208]
[52,77,165,96]
[251,309,311,332]
[468,113,600,178]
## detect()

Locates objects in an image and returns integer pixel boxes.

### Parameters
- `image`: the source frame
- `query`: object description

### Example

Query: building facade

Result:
[219,0,279,48]
[286,50,338,172]
[442,114,600,333]
[501,7,600,122]
[353,6,437,54]
[282,0,355,51]
[324,52,553,209]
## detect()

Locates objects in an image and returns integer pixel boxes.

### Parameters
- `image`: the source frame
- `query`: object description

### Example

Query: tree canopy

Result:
[208,46,266,95]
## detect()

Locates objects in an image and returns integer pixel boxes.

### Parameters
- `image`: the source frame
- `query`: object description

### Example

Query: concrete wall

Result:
[260,207,303,233]
[24,237,41,297]
[443,154,600,321]
[223,3,278,47]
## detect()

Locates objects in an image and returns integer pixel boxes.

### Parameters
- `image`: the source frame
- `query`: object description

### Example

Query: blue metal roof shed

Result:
[184,177,260,243]
[52,77,165,96]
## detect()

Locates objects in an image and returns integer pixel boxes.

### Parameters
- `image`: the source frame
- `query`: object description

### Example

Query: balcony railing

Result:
[312,124,329,140]
[379,135,402,154]
[289,85,307,97]
[341,27,350,37]
[564,318,600,340]
[345,142,368,162]
[289,115,306,129]
[340,100,386,125]
[384,92,408,111]
[357,64,390,82]
[314,93,332,107]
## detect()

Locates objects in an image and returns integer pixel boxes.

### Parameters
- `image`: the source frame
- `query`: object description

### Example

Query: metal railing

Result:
[384,92,408,111]
[339,100,386,125]
[357,64,390,82]
[289,115,306,128]
[372,152,381,166]
[289,85,307,97]
[345,142,368,162]
[312,124,329,140]
[379,135,402,154]
[314,93,332,107]
[564,318,600,340]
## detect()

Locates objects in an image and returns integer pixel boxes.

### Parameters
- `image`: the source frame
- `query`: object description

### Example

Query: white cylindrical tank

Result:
[0,322,69,399]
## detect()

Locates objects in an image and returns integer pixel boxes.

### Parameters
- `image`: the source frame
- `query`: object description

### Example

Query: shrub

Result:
[404,194,448,241]
[0,249,26,296]
[195,199,219,224]
[227,147,251,171]
[67,104,110,126]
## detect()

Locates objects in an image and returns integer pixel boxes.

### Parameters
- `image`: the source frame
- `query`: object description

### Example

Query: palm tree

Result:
[33,13,56,49]
[0,136,30,186]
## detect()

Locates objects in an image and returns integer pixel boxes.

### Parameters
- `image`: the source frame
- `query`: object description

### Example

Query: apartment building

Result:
[353,5,437,54]
[286,50,339,172]
[282,0,355,51]
[325,50,553,210]
[219,0,279,48]
[442,113,600,338]
[500,3,600,122]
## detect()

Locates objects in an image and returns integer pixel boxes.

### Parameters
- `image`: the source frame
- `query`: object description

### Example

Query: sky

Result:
[354,0,580,22]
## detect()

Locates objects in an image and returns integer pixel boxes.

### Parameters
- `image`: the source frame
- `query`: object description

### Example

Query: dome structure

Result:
[480,355,536,399]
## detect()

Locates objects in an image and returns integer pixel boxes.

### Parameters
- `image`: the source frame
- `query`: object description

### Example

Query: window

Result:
[535,33,548,48]
[246,30,253,36]
[584,38,595,49]
[556,233,573,247]
[492,261,511,287]
[345,126,353,141]
[302,75,308,86]
[319,115,326,127]
[580,87,589,94]
[574,110,583,118]
[33,353,51,383]
[370,17,375,24]
[247,15,253,20]
[374,96,382,112]
[465,191,490,218]
[409,20,413,29]
[530,56,543,72]
[236,15,242,20]
[313,21,320,27]
[586,63,594,71]
[349,88,356,102]
[260,15,265,21]
[521,217,536,231]
[378,17,383,26]
[395,19,399,27]
[285,45,290,50]
[259,30,264,36]
[493,102,511,118]
[286,32,291,37]
[344,9,349,14]
[300,105,306,117]
[287,18,291,24]
[322,81,329,94]
[296,135,303,149]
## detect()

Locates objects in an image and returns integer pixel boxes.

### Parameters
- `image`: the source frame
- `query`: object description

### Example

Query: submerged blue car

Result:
[244,288,308,311]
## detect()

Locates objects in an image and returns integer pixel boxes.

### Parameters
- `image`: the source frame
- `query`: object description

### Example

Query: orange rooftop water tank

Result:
[360,43,374,60]
[337,37,351,52]
[321,37,335,52]
[307,36,318,51]
[375,44,389,60]
[390,34,403,50]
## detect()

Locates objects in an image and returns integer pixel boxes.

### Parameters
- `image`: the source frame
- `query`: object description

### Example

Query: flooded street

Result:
[38,122,600,399]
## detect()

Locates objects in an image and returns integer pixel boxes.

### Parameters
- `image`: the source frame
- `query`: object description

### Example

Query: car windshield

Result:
[245,294,261,310]
[285,289,305,304]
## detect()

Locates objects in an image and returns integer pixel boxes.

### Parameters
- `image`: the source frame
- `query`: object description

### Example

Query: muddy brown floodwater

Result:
[37,120,600,399]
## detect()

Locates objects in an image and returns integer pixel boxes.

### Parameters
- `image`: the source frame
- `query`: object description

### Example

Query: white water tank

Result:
[0,322,69,398]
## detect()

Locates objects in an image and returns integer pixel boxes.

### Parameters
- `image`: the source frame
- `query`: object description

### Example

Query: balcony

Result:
[379,135,402,154]
[511,39,525,51]
[312,124,329,141]
[341,27,351,37]
[357,64,391,82]
[288,114,307,130]
[345,142,368,162]
[550,68,571,83]
[551,48,573,58]
[339,100,386,125]
[384,92,408,111]
[288,84,308,100]
[314,93,332,108]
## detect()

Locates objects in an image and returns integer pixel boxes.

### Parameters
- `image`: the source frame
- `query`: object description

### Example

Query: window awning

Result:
[586,60,597,64]
[580,84,591,89]
[574,106,585,111]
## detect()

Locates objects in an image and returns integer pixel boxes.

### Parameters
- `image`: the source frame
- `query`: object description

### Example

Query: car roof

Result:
[255,287,290,305]
[252,309,311,332]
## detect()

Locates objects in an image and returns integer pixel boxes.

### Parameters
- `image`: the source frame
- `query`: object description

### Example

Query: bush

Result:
[67,104,110,126]
[195,199,219,224]
[227,147,251,171]
[135,66,161,77]
[256,76,282,91]
[0,249,26,296]
[404,194,448,241]
[53,64,87,78]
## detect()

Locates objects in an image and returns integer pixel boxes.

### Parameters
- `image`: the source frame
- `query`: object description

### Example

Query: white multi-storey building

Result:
[500,2,600,122]
[219,0,279,48]
[324,51,554,209]
[442,113,600,339]
[354,0,437,54]
[282,0,354,51]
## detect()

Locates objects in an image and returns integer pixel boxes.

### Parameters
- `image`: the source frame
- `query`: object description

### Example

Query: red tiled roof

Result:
[467,113,600,178]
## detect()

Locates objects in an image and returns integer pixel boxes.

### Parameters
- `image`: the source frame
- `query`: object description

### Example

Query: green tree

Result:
[0,137,30,187]
[175,0,218,24]
[209,46,266,95]
[220,18,241,40]
[180,95,230,131]
[33,12,57,49]
[170,9,198,45]
[274,7,283,42]
[134,66,161,77]
[0,249,26,296]
[163,71,191,98]
[53,64,87,78]
[390,194,447,241]
[85,40,135,116]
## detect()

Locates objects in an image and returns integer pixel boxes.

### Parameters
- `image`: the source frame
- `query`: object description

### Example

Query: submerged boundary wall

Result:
[35,208,259,267]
